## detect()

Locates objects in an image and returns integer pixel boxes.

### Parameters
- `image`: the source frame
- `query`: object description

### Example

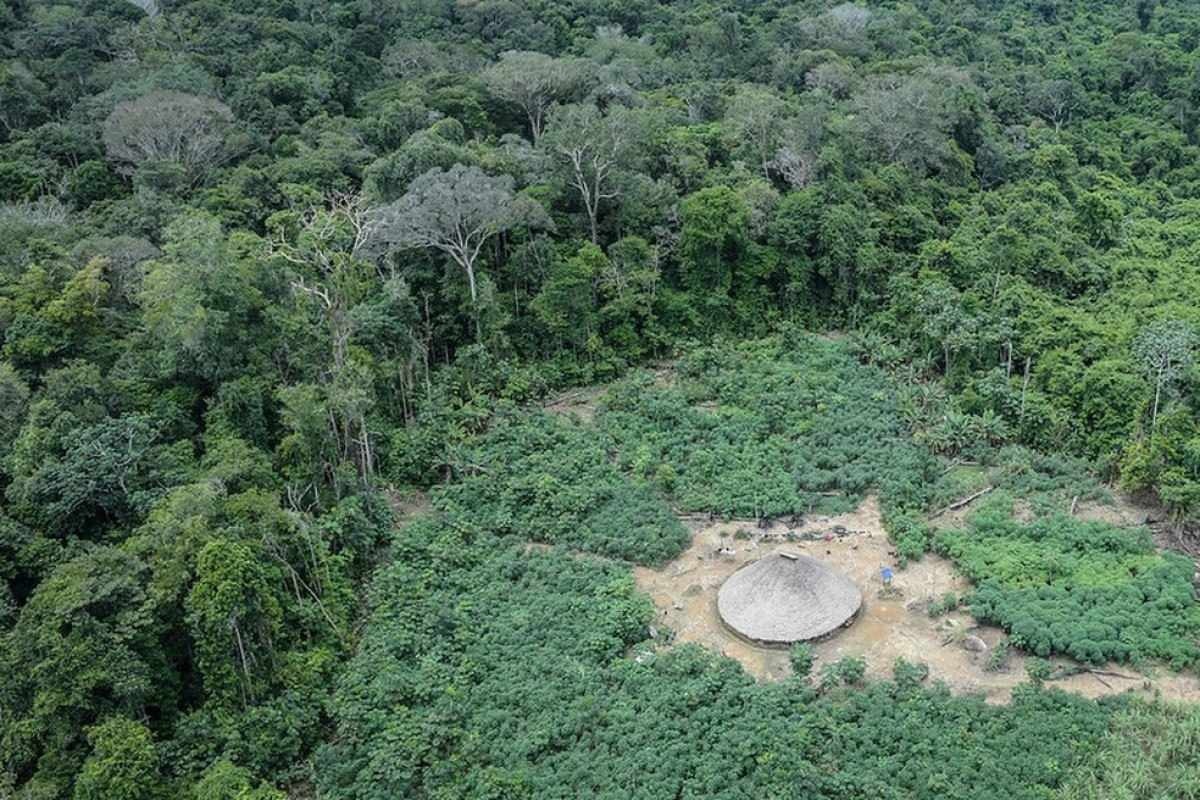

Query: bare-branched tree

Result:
[1134,319,1196,431]
[543,103,643,243]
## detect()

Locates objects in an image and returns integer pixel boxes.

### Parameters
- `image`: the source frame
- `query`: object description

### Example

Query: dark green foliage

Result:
[5,0,1200,795]
[72,717,164,800]
[927,592,961,618]
[1026,658,1054,688]
[887,511,933,566]
[821,655,868,689]
[1059,700,1200,800]
[985,640,1012,673]
[892,658,931,688]
[789,642,814,678]
[0,547,168,797]
[936,506,1200,666]
[192,760,285,800]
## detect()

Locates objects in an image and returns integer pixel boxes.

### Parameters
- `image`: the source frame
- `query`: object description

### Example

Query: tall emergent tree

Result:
[269,193,386,484]
[370,165,549,336]
[543,103,643,243]
[1133,319,1196,431]
[482,51,590,141]
[723,86,786,179]
[102,90,236,187]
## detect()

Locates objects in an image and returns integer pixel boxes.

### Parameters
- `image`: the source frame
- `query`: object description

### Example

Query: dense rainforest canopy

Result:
[3,0,1200,797]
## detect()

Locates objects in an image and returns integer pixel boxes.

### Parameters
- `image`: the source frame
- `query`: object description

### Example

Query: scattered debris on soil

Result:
[385,488,431,526]
[543,386,606,423]
[930,486,995,519]
[633,496,1200,704]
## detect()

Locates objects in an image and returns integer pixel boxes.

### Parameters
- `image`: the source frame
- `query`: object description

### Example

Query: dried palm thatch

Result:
[717,552,862,645]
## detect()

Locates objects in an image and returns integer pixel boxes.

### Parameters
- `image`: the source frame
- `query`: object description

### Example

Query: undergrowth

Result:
[935,496,1200,667]
[423,334,1200,671]
[598,334,939,518]
[433,410,689,565]
[1058,700,1200,800]
[320,514,1119,800]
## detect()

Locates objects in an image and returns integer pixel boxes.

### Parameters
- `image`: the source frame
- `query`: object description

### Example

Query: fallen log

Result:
[930,486,995,519]
[1083,667,1138,681]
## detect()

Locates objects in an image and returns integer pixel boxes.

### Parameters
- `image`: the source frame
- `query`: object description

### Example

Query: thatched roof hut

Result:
[717,552,861,645]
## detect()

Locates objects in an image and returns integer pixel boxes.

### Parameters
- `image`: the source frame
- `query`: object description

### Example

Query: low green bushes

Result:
[599,334,940,518]
[320,514,1119,800]
[433,410,689,565]
[935,501,1200,667]
[1058,701,1200,800]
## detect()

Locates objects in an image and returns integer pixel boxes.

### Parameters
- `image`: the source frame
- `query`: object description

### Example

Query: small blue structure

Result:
[880,566,894,586]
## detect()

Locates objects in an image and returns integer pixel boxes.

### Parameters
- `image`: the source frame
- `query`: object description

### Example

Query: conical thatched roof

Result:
[717,553,862,645]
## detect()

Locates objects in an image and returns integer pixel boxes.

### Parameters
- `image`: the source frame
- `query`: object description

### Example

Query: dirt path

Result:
[633,497,1200,704]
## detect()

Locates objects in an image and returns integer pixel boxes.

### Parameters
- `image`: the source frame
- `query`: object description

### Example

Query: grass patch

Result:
[1059,700,1200,800]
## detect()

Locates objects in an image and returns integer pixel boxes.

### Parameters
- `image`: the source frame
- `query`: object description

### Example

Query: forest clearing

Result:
[636,495,1200,702]
[8,0,1200,796]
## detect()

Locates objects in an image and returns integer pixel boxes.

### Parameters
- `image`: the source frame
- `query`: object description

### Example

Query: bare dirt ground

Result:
[633,496,1200,704]
[543,362,676,423]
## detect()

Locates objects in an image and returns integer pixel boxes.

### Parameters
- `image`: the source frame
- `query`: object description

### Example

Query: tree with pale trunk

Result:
[1133,319,1196,432]
[770,109,826,189]
[1028,78,1077,131]
[482,51,591,142]
[269,193,415,486]
[851,70,968,173]
[369,164,549,336]
[542,103,643,243]
[724,86,786,180]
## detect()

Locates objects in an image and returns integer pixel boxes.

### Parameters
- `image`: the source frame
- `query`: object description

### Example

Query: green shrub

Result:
[927,592,960,617]
[322,516,1118,800]
[598,335,939,519]
[886,511,933,565]
[434,410,689,564]
[821,656,867,689]
[986,639,1012,673]
[789,643,814,678]
[1058,701,1200,800]
[893,658,930,687]
[936,510,1200,666]
[1025,658,1053,687]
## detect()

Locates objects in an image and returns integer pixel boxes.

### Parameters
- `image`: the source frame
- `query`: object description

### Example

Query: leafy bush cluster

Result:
[936,502,1200,666]
[599,334,940,518]
[885,511,934,566]
[434,410,689,564]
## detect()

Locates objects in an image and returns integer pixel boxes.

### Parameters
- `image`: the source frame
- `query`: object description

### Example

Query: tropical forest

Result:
[3,0,1200,797]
